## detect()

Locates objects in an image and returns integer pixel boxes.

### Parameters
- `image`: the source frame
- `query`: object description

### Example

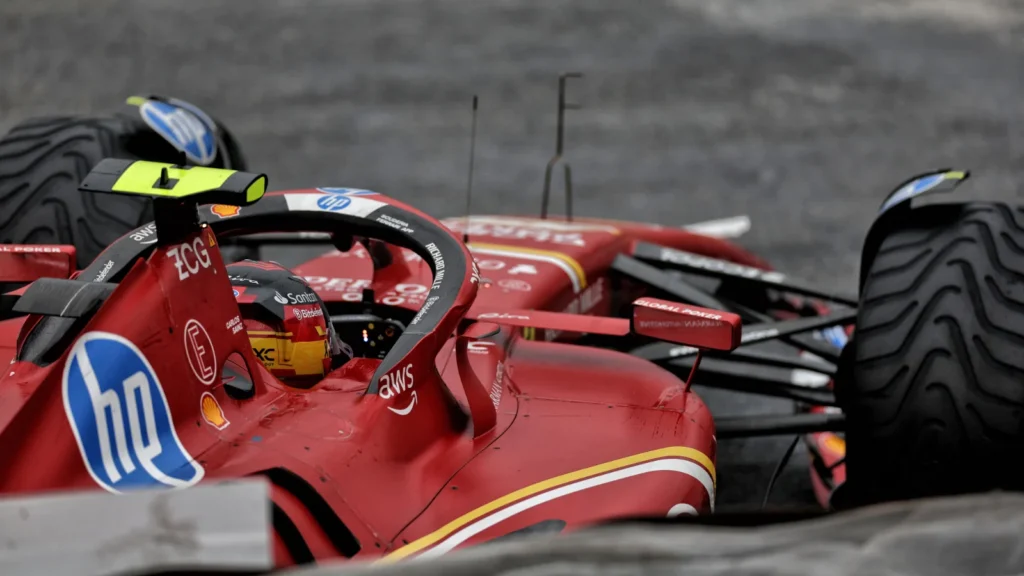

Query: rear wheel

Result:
[837,202,1024,505]
[0,115,184,268]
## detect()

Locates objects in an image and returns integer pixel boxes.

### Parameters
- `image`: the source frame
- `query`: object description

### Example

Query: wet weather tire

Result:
[837,202,1024,506]
[0,116,180,268]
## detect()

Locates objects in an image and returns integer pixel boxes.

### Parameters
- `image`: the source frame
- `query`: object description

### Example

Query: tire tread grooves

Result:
[842,202,1024,505]
[0,116,154,267]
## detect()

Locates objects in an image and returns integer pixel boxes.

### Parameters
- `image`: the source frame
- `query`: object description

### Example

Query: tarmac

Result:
[3,0,1024,510]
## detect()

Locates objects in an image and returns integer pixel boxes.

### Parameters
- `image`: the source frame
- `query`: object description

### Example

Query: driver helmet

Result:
[227,260,352,385]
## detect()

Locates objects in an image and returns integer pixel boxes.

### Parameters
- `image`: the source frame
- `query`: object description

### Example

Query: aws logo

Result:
[380,364,417,416]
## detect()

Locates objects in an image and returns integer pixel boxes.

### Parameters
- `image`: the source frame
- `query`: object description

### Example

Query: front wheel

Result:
[0,115,184,268]
[836,202,1024,505]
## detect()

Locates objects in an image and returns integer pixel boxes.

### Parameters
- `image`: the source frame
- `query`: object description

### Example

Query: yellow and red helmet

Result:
[227,260,350,385]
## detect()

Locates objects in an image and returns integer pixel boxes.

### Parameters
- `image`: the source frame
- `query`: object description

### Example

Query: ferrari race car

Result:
[1,93,1022,570]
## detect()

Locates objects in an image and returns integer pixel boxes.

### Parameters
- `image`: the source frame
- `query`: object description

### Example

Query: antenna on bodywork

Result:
[540,72,582,221]
[463,95,479,244]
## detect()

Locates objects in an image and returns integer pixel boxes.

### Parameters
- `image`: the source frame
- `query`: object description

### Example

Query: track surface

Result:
[4,0,1024,510]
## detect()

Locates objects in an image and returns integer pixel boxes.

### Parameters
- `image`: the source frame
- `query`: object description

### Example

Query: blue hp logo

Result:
[139,100,217,166]
[62,332,204,493]
[878,172,958,215]
[315,187,377,196]
[316,194,353,212]
[817,326,849,349]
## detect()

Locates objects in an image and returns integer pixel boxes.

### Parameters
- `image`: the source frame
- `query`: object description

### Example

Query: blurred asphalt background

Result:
[3,0,1024,510]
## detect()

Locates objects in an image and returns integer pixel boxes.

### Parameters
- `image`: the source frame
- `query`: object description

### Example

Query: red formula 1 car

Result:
[1,92,1022,571]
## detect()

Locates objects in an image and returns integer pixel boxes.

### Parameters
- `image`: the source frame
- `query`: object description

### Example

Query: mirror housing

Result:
[631,297,742,351]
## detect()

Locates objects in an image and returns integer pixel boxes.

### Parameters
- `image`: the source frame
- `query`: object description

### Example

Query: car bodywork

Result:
[0,75,983,571]
[14,149,978,568]
[43,139,1012,572]
[1,159,826,568]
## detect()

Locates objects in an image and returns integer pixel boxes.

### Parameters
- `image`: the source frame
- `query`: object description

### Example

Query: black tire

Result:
[836,202,1024,506]
[0,115,187,269]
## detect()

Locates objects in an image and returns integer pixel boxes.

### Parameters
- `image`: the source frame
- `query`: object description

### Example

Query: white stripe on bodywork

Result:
[447,216,621,234]
[682,215,752,239]
[417,458,714,559]
[469,245,583,293]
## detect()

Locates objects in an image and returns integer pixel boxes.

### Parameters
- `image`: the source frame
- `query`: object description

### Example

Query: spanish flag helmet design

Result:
[227,260,351,385]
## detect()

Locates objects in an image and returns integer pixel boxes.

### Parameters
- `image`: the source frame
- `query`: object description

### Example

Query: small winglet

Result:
[11,278,116,318]
[631,297,742,352]
[469,309,631,337]
[79,158,266,206]
[468,300,742,352]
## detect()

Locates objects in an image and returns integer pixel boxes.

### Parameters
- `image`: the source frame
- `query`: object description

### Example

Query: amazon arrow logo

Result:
[380,363,417,416]
[388,391,418,416]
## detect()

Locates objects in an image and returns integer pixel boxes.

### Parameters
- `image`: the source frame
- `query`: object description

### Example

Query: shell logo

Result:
[200,391,230,430]
[822,433,845,454]
[210,204,241,218]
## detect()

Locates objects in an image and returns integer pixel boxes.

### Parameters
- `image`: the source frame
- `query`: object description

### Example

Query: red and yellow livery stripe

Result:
[381,446,715,562]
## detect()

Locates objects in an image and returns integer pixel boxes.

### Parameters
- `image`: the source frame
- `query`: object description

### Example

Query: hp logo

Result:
[879,172,957,215]
[62,332,204,493]
[315,187,376,196]
[139,100,216,166]
[316,194,352,212]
